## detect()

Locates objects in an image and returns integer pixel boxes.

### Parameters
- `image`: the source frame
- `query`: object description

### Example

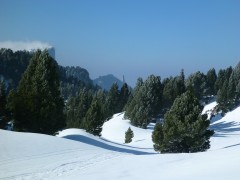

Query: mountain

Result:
[1,102,240,179]
[93,74,124,91]
[0,48,95,98]
[63,66,92,85]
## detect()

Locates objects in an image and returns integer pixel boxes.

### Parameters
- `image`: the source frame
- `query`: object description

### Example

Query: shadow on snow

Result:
[63,135,155,155]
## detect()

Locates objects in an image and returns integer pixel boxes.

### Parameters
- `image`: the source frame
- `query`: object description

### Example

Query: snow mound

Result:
[210,105,240,150]
[101,113,154,149]
[57,128,96,139]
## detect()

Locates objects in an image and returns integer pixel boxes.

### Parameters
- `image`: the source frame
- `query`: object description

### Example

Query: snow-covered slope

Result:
[1,102,240,180]
[101,113,154,149]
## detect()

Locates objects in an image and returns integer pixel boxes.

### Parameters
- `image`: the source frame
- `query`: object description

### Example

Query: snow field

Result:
[0,101,240,179]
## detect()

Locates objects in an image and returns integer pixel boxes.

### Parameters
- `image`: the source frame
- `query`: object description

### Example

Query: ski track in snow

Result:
[5,152,123,180]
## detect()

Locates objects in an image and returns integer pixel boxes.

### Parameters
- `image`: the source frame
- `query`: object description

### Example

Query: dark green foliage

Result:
[0,81,8,129]
[125,127,134,143]
[152,91,214,153]
[216,64,240,112]
[66,89,106,133]
[162,70,186,109]
[64,66,92,84]
[118,83,130,112]
[66,89,93,128]
[215,67,233,93]
[59,65,96,99]
[186,71,208,100]
[104,83,120,118]
[0,49,32,90]
[234,63,240,101]
[83,99,104,136]
[206,68,217,95]
[95,89,107,106]
[8,50,65,134]
[125,75,163,128]
[0,48,95,100]
[152,123,164,151]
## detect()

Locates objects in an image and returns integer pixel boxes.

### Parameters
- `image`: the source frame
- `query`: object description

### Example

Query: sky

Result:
[0,0,240,86]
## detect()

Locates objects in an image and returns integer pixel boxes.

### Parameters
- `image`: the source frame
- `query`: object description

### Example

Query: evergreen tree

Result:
[178,69,186,95]
[162,70,185,109]
[76,89,93,127]
[162,77,175,108]
[65,96,77,128]
[215,67,233,93]
[125,127,134,143]
[118,83,130,112]
[83,99,104,136]
[125,75,162,128]
[152,123,164,151]
[0,81,7,129]
[216,65,239,112]
[8,50,65,134]
[66,89,94,128]
[104,83,120,118]
[206,68,217,95]
[186,71,207,100]
[227,73,236,108]
[216,82,228,113]
[152,91,214,153]
[232,63,240,103]
[124,78,142,113]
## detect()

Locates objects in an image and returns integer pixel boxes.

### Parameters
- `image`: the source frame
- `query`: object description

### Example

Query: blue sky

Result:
[0,0,240,86]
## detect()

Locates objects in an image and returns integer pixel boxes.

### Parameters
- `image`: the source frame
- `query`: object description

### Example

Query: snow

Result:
[1,102,240,179]
[101,112,154,149]
[202,101,217,115]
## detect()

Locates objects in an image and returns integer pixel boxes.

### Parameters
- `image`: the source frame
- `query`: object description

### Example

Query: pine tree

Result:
[162,70,185,109]
[8,50,65,134]
[125,127,134,143]
[206,68,217,95]
[104,83,120,118]
[124,78,143,116]
[83,99,104,136]
[77,89,93,127]
[118,83,130,112]
[0,81,7,129]
[215,67,233,94]
[227,73,236,109]
[125,75,162,128]
[232,63,240,104]
[152,91,214,153]
[66,96,77,128]
[152,123,164,151]
[186,71,207,100]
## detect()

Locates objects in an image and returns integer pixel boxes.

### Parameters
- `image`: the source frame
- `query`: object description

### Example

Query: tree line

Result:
[1,49,240,153]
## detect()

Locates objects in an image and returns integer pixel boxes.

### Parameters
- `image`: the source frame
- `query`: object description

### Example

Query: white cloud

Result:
[0,41,52,51]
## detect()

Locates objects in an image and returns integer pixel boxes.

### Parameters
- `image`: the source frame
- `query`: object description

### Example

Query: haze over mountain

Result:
[93,74,124,91]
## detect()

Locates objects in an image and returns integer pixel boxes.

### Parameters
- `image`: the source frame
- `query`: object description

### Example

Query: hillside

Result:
[93,74,124,90]
[0,49,94,97]
[1,102,240,179]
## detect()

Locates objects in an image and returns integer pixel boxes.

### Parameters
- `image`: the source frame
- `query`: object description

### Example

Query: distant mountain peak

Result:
[93,74,124,91]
